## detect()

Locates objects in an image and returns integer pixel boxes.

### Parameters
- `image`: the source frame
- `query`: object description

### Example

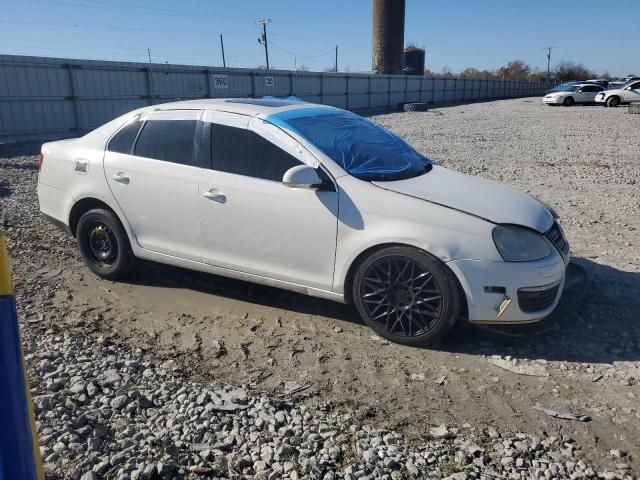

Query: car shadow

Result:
[124,256,639,363]
[124,260,359,322]
[439,257,640,363]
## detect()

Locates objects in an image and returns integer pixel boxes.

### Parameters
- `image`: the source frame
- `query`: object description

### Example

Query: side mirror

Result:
[283,165,323,189]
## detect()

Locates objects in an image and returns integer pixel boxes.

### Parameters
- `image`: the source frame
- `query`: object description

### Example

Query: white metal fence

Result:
[0,55,552,142]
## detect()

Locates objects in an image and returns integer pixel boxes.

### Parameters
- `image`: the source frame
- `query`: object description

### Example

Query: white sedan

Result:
[543,83,605,106]
[37,98,570,346]
[595,80,640,107]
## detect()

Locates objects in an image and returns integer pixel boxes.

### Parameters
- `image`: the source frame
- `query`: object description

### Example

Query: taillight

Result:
[37,153,44,172]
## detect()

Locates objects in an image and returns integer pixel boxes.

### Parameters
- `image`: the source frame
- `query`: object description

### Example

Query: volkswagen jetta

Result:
[37,98,570,346]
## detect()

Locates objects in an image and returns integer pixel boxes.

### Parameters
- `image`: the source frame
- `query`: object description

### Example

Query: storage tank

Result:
[372,0,406,74]
[403,46,425,75]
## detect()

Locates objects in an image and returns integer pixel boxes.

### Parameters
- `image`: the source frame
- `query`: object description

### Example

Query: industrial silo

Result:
[372,0,406,74]
[403,46,425,75]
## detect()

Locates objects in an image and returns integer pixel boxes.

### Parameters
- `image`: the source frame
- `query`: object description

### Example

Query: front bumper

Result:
[447,251,567,324]
[543,96,564,105]
[594,95,606,104]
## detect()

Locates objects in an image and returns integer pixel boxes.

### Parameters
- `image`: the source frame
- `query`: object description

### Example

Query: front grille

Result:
[545,221,569,257]
[517,283,560,313]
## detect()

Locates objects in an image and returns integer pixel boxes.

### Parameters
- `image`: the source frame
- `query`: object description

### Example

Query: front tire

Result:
[76,208,133,280]
[563,97,574,106]
[606,96,620,108]
[352,247,462,347]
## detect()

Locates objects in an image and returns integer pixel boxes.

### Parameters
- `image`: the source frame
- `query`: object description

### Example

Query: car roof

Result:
[142,97,331,118]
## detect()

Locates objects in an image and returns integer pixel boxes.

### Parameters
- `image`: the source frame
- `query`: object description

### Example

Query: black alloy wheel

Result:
[353,247,462,346]
[360,256,444,337]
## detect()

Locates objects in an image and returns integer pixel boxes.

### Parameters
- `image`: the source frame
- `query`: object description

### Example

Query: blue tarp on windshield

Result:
[266,107,431,180]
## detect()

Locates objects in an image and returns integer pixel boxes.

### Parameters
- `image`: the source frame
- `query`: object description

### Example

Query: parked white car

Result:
[37,99,570,346]
[543,83,605,106]
[595,80,640,107]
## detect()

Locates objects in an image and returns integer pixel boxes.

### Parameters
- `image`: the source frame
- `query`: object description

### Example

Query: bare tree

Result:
[496,60,531,80]
[553,61,594,82]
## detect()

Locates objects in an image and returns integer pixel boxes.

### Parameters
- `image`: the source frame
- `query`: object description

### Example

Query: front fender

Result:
[332,176,500,294]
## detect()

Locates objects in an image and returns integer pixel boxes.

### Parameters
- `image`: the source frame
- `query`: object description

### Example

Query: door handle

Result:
[112,173,130,185]
[202,189,226,203]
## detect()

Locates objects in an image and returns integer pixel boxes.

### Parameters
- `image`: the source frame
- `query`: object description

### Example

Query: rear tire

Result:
[76,209,134,280]
[606,96,620,108]
[403,102,429,112]
[563,97,574,107]
[352,246,462,347]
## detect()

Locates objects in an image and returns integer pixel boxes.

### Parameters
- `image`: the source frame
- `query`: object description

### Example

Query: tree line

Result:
[425,60,627,82]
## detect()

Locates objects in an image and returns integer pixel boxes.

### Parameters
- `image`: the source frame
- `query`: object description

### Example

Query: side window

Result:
[108,118,142,154]
[211,124,302,182]
[134,120,198,166]
[630,82,640,90]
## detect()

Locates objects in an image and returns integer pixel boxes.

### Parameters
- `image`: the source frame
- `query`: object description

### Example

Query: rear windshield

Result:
[267,108,431,181]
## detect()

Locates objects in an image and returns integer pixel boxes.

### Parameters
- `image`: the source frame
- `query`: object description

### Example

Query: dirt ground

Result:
[2,98,639,474]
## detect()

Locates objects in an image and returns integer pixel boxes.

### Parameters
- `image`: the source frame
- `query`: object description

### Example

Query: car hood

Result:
[373,165,554,233]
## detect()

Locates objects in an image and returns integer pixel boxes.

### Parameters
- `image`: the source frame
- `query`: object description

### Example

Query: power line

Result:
[30,0,257,23]
[0,20,218,34]
[268,41,335,59]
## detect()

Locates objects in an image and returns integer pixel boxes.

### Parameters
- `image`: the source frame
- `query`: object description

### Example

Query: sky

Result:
[1,0,638,76]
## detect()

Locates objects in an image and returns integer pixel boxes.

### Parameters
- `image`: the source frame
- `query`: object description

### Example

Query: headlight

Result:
[492,225,552,262]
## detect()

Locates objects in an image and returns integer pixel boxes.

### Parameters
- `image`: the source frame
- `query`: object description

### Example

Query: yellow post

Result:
[0,232,45,480]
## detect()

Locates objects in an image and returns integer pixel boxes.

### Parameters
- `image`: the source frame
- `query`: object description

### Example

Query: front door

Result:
[623,82,640,103]
[198,114,339,291]
[103,110,206,261]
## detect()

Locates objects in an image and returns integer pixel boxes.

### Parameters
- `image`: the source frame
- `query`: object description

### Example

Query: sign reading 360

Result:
[213,74,229,89]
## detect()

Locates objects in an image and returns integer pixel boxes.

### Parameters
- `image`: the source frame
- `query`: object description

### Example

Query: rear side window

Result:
[211,124,301,181]
[108,118,142,154]
[134,120,198,166]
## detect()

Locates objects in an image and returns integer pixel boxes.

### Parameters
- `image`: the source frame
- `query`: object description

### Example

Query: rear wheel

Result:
[352,247,462,347]
[563,97,574,106]
[606,96,620,108]
[77,209,133,280]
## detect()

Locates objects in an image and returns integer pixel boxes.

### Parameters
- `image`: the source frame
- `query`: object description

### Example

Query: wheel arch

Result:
[68,197,121,237]
[341,242,469,320]
[605,94,621,105]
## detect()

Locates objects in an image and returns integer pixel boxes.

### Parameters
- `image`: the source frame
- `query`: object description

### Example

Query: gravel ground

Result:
[1,98,639,479]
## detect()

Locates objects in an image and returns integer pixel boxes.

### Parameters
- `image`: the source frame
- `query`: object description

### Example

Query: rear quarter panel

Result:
[38,128,132,241]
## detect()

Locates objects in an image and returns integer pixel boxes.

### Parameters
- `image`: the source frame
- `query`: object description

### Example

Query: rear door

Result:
[103,110,207,261]
[197,112,339,291]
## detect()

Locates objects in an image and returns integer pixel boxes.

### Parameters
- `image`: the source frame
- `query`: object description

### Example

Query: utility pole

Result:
[257,18,271,70]
[544,46,555,82]
[220,34,226,68]
[147,48,152,64]
[335,45,338,73]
